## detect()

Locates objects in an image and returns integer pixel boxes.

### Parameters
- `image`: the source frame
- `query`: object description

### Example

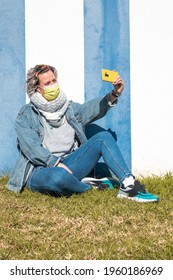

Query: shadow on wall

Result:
[85,123,118,179]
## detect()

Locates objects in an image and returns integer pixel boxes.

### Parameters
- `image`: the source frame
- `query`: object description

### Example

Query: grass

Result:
[0,174,173,260]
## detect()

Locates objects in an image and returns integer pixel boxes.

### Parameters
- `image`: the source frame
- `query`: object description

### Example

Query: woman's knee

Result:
[95,131,114,142]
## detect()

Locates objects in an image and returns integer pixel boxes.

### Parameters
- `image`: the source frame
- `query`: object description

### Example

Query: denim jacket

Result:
[7,93,116,192]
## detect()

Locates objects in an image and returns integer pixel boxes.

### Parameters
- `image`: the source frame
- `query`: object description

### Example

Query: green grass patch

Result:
[0,174,172,260]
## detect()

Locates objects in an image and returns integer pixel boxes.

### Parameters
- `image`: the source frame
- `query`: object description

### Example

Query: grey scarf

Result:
[30,90,69,127]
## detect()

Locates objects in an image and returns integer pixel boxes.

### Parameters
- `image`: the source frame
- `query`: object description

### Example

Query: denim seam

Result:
[102,140,132,181]
[64,139,102,167]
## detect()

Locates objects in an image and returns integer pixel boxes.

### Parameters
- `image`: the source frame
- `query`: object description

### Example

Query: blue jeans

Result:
[27,131,132,196]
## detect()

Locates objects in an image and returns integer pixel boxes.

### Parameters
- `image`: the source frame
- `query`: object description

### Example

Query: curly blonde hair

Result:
[26,64,58,97]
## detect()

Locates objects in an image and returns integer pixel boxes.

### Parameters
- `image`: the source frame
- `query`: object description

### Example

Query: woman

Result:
[7,64,159,202]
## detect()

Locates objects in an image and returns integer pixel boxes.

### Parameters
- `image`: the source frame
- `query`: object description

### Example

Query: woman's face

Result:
[37,70,58,94]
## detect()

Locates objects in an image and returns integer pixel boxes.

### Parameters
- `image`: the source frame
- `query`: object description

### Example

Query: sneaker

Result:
[81,177,119,190]
[117,180,159,202]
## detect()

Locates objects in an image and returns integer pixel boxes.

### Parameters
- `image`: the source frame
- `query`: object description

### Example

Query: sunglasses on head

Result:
[35,65,52,77]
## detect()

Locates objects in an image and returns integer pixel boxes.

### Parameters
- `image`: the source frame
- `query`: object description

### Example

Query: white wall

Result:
[25,0,84,103]
[130,0,173,176]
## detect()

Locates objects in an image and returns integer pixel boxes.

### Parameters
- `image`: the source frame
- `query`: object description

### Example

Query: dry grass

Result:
[0,174,173,260]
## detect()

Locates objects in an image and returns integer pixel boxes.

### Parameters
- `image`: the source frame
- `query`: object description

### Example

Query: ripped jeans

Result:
[27,131,132,196]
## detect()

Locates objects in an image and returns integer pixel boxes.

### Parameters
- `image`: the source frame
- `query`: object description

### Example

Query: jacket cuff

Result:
[106,92,118,107]
[47,155,61,167]
[53,157,62,167]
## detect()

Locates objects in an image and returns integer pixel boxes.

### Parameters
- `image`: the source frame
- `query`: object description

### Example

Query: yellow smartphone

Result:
[102,69,119,83]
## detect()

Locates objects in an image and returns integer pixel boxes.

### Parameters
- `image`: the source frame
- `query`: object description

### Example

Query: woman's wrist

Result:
[111,89,119,98]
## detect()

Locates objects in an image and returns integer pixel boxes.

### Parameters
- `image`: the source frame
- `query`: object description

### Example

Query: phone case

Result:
[102,69,119,83]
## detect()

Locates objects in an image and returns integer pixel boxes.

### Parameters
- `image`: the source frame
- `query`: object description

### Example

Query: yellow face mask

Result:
[41,83,60,101]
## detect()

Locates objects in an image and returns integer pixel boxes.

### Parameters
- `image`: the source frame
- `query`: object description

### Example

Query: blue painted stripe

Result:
[0,0,25,174]
[84,0,131,168]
